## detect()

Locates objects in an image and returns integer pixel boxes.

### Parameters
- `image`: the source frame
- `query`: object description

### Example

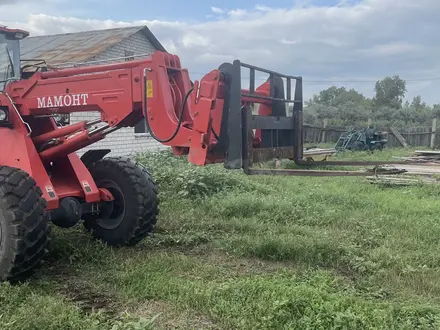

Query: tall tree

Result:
[373,75,407,109]
[303,78,436,127]
[411,95,426,110]
[308,86,366,107]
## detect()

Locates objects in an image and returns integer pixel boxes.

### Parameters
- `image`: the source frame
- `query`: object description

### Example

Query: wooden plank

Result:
[251,147,336,163]
[414,150,440,155]
[389,126,409,147]
[321,119,328,143]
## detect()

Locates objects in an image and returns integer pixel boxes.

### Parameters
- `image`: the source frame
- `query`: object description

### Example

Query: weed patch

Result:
[7,148,440,328]
[0,282,109,330]
[137,151,259,199]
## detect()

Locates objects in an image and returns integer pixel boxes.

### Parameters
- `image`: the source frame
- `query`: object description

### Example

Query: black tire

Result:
[83,157,159,247]
[0,166,51,282]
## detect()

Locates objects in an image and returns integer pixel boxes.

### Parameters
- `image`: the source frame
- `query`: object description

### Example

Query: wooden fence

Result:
[303,118,438,148]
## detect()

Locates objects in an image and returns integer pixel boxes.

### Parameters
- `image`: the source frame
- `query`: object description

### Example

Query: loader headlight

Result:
[0,108,7,121]
[14,32,25,40]
[0,107,12,127]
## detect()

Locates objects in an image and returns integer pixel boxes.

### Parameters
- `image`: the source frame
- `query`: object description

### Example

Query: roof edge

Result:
[21,25,167,65]
[85,25,168,61]
[27,25,144,39]
[139,26,167,53]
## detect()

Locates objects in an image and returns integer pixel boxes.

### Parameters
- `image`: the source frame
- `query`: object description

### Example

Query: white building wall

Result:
[69,31,167,157]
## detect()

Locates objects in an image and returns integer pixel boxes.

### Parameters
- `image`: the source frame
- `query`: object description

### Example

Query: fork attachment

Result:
[216,60,412,176]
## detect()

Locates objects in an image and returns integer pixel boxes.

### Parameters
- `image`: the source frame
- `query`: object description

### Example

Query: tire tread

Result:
[83,157,159,247]
[0,166,50,281]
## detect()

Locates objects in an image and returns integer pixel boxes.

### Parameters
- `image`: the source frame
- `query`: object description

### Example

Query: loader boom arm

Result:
[5,51,227,166]
[1,40,289,209]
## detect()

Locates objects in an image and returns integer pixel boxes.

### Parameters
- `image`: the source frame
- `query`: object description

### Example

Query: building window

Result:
[134,118,149,135]
[125,50,135,61]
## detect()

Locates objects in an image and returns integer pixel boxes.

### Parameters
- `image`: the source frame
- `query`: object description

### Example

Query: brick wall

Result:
[69,30,167,157]
[71,111,165,157]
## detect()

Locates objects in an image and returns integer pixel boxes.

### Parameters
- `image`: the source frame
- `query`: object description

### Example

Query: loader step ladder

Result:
[335,130,358,152]
[334,133,347,151]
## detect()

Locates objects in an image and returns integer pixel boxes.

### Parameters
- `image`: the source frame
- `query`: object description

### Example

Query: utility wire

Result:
[189,71,440,83]
[303,77,440,83]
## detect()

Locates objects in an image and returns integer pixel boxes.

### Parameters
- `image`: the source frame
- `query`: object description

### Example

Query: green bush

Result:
[136,150,257,199]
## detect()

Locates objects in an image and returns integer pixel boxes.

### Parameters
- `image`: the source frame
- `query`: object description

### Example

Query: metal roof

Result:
[19,26,166,65]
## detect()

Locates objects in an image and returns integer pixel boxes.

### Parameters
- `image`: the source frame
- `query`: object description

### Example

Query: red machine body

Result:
[0,49,275,211]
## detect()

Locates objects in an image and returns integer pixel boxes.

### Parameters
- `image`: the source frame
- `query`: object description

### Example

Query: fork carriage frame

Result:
[223,60,416,177]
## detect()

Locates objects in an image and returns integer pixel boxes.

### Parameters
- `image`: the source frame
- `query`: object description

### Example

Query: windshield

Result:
[0,43,13,91]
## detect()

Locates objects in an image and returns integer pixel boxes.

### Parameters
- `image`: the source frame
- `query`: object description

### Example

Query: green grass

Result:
[3,147,440,329]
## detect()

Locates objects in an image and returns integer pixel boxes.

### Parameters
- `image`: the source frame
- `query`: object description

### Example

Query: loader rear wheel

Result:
[83,157,158,247]
[0,166,51,282]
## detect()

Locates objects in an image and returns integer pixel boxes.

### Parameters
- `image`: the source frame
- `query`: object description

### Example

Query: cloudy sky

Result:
[1,0,440,105]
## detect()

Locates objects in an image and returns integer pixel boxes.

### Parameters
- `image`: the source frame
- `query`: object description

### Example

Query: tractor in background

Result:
[335,128,388,152]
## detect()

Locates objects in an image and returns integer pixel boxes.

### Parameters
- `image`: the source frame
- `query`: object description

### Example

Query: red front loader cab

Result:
[0,27,51,283]
[0,27,159,282]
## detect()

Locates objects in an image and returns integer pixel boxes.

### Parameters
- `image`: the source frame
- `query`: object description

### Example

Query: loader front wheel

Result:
[83,157,158,247]
[0,166,51,282]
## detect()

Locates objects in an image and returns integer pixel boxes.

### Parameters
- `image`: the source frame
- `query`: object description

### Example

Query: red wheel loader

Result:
[0,27,413,281]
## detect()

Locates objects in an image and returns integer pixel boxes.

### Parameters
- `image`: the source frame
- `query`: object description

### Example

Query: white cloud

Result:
[211,7,224,14]
[181,31,211,48]
[357,42,425,57]
[1,0,440,104]
[227,9,249,17]
[255,5,273,12]
[280,38,298,45]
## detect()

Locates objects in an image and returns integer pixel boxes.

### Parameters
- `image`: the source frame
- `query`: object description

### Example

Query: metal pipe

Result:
[33,115,56,118]
[294,159,424,166]
[38,121,117,162]
[0,91,32,136]
[240,62,301,80]
[39,131,103,162]
[101,126,119,136]
[85,118,101,127]
[248,168,407,177]
[33,121,87,145]
[88,124,110,136]
[241,92,299,104]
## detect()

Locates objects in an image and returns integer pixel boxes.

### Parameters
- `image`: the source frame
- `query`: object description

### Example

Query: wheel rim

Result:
[96,180,126,230]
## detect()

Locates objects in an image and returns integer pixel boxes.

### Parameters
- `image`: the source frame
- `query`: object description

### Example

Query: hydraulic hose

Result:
[143,73,193,143]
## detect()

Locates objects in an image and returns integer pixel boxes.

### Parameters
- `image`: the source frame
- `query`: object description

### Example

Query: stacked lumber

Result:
[394,150,440,164]
[303,148,336,157]
[367,150,440,186]
[366,175,431,186]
